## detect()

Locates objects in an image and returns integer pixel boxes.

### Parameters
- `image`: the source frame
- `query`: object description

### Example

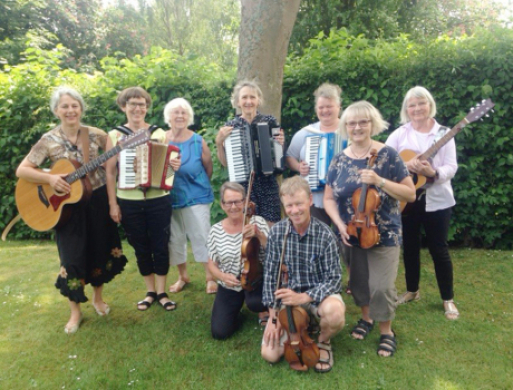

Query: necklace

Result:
[350,141,373,159]
[60,126,80,150]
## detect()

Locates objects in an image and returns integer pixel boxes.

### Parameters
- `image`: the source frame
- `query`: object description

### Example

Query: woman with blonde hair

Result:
[324,101,415,357]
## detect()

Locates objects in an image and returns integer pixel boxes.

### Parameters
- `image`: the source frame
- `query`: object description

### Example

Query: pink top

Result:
[386,120,457,212]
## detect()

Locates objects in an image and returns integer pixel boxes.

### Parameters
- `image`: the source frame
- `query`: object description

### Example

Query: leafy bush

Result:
[2,27,513,247]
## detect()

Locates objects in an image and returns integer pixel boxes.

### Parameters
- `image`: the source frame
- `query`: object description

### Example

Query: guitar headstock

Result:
[465,98,495,124]
[119,129,151,150]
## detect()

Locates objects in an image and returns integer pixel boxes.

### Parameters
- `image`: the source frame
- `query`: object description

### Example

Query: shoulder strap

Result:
[80,126,90,163]
[114,125,133,136]
[148,125,159,134]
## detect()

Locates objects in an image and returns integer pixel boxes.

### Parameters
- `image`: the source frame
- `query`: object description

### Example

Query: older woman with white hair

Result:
[386,86,459,320]
[17,87,128,333]
[164,98,216,294]
[324,101,415,357]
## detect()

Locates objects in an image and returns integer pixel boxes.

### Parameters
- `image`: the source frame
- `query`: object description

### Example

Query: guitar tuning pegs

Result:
[485,114,490,117]
[470,107,475,111]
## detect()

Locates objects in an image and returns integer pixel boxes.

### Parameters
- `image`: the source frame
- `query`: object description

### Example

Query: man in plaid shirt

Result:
[261,176,345,373]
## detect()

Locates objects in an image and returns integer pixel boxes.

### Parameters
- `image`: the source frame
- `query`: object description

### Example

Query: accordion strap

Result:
[114,124,160,137]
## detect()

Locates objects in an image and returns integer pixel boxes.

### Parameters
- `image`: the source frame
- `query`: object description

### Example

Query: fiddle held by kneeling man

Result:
[261,176,345,373]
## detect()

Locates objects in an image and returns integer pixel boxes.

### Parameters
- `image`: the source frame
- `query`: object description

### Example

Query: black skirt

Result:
[54,185,127,303]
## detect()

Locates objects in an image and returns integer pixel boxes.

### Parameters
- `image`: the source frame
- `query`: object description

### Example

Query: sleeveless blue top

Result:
[169,133,214,209]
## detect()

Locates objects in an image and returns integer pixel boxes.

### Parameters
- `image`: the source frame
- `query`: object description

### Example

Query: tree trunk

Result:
[238,0,301,122]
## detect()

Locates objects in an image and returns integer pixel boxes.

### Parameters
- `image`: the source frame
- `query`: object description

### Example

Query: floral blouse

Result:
[27,126,108,190]
[326,146,409,247]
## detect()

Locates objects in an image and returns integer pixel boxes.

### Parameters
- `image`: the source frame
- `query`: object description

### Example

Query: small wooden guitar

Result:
[15,129,150,231]
[400,99,495,212]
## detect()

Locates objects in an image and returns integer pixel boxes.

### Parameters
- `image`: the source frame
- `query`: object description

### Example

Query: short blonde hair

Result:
[400,86,437,124]
[163,98,194,127]
[339,101,389,139]
[230,80,264,109]
[280,176,311,199]
[314,83,342,108]
[220,182,246,202]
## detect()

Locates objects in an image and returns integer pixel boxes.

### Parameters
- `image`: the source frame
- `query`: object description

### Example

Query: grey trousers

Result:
[347,245,400,322]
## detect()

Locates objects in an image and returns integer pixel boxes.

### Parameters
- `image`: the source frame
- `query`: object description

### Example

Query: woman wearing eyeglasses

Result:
[207,182,269,339]
[324,101,415,357]
[106,87,180,313]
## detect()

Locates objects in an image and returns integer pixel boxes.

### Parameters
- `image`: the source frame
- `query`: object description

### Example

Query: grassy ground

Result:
[0,240,511,390]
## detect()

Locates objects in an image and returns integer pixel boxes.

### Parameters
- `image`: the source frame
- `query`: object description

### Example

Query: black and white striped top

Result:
[207,215,269,291]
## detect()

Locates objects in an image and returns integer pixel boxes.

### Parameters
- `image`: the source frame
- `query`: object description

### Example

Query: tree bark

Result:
[238,0,301,122]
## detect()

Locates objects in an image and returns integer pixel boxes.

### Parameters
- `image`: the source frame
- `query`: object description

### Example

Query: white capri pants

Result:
[169,203,211,265]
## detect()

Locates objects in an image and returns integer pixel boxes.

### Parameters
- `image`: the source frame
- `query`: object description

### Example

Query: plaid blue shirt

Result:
[262,217,342,307]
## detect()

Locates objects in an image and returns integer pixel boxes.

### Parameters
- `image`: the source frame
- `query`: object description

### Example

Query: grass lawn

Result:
[0,240,511,390]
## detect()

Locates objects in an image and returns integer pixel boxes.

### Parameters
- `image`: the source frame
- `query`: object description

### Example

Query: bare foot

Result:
[169,279,190,293]
[206,280,218,294]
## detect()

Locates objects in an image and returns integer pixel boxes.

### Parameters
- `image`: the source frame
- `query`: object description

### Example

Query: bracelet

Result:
[379,178,386,189]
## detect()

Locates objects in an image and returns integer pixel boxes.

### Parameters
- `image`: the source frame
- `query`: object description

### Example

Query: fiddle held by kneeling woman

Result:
[207,182,269,340]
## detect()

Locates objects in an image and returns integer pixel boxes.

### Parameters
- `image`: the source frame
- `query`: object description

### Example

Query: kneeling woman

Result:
[324,101,415,357]
[208,182,269,339]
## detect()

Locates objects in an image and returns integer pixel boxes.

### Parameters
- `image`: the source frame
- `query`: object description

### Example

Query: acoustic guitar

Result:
[15,129,150,232]
[400,99,495,213]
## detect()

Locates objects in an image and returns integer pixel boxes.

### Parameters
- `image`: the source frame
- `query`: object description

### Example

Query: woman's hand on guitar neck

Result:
[49,174,71,194]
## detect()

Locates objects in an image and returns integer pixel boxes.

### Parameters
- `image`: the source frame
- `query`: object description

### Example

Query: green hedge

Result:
[2,28,512,247]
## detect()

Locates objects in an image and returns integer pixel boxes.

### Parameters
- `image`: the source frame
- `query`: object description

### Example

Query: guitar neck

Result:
[418,119,467,161]
[66,145,122,184]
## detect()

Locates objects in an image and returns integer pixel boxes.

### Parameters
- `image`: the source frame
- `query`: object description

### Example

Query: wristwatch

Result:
[379,178,386,189]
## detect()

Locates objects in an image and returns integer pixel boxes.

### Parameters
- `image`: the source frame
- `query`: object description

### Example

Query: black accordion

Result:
[225,122,284,183]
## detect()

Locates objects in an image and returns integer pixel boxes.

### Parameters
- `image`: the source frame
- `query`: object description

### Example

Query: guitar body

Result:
[15,159,92,231]
[399,149,427,213]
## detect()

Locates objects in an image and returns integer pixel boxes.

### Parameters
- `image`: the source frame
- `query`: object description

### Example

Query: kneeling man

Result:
[261,176,345,373]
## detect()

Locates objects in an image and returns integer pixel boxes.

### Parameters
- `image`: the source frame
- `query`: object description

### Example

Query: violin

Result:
[240,171,263,291]
[274,227,320,372]
[347,149,381,249]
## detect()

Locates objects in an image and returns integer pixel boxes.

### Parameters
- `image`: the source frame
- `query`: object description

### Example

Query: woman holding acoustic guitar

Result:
[207,182,269,339]
[16,87,128,334]
[324,101,415,357]
[386,86,460,320]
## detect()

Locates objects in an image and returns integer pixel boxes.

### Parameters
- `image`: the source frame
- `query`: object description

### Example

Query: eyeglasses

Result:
[222,199,244,207]
[127,102,148,109]
[346,119,371,129]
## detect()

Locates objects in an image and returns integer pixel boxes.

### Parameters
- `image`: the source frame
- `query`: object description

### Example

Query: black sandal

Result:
[351,318,374,340]
[377,333,397,357]
[137,292,157,311]
[157,292,177,311]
